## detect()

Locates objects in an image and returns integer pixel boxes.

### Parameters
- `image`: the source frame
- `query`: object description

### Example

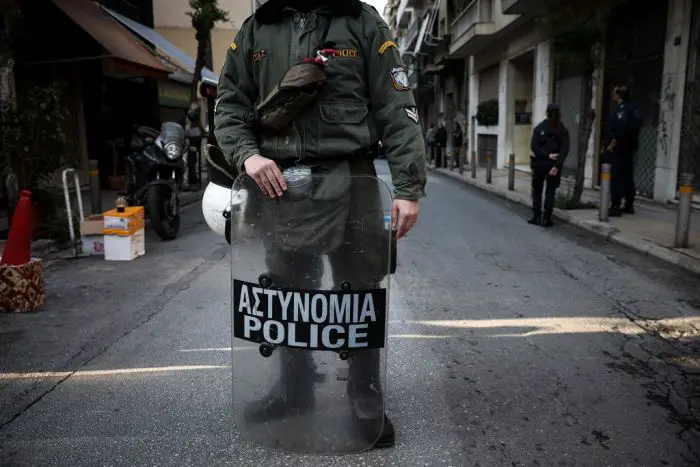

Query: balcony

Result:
[399,16,422,59]
[502,0,559,15]
[396,0,413,28]
[398,6,414,29]
[448,0,497,57]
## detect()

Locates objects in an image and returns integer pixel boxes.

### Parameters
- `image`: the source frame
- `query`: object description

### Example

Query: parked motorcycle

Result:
[125,122,186,241]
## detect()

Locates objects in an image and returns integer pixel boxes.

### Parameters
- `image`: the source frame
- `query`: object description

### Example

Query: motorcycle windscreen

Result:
[229,170,393,454]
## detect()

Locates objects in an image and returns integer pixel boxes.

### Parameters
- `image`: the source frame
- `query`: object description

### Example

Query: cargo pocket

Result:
[319,103,370,153]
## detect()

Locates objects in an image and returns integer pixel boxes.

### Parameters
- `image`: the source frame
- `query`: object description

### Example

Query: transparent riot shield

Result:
[229,167,394,454]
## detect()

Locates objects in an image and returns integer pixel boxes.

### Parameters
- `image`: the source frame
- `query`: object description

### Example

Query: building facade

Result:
[398,0,697,204]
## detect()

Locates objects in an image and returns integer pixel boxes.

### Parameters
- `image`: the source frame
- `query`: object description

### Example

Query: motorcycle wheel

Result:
[148,184,180,241]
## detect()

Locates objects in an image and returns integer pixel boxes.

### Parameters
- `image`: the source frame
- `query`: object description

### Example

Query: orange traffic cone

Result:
[1,189,32,267]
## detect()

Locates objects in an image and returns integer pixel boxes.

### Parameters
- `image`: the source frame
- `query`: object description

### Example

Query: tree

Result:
[535,1,614,205]
[187,0,229,103]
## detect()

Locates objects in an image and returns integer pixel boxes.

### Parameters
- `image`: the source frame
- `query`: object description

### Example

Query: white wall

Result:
[654,0,694,202]
[533,41,552,126]
[512,57,534,164]
[468,23,549,168]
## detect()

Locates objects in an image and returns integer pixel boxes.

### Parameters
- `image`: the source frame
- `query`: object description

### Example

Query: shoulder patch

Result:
[390,65,410,91]
[378,40,397,55]
[230,42,237,51]
[404,106,419,123]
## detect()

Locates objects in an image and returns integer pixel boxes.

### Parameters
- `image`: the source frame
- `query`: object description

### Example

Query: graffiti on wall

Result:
[658,74,676,157]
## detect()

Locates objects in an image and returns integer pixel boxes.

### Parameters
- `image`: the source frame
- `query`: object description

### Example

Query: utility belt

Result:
[273,147,377,176]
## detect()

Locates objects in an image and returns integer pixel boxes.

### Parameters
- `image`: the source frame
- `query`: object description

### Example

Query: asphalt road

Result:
[1,161,699,466]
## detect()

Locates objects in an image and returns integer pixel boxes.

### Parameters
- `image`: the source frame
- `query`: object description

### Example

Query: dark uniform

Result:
[434,124,447,168]
[608,100,641,215]
[213,0,427,448]
[529,107,570,226]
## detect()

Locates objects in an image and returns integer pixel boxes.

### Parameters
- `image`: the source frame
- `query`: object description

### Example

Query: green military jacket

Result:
[213,0,427,200]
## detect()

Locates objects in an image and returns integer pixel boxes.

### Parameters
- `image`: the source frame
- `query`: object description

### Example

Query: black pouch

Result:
[255,62,328,133]
[254,17,335,133]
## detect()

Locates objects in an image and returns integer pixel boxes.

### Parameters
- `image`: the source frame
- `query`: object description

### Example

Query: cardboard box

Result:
[103,207,146,261]
[103,206,145,236]
[80,215,105,256]
[104,228,145,261]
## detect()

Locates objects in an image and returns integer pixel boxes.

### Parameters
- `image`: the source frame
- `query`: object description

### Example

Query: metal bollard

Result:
[89,160,101,215]
[674,173,694,248]
[508,153,515,191]
[471,151,477,179]
[62,168,86,257]
[599,163,611,222]
[486,154,492,184]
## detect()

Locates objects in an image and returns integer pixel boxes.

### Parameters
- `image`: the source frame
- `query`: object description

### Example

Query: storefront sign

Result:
[158,81,191,108]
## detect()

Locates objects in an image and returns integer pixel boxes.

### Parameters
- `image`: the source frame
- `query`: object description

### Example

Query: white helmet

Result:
[201,181,231,236]
[201,143,240,237]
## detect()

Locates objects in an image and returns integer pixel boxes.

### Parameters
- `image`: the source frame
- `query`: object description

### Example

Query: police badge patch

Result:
[390,65,410,91]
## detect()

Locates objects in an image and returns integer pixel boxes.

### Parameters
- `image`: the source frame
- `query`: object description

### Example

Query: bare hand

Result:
[549,153,558,160]
[392,199,419,239]
[549,167,558,176]
[243,154,287,197]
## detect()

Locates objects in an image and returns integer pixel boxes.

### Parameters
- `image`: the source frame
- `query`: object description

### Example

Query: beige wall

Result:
[153,0,251,29]
[155,27,236,75]
[153,0,252,77]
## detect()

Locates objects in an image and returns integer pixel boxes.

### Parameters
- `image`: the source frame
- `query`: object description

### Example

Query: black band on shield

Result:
[233,279,387,351]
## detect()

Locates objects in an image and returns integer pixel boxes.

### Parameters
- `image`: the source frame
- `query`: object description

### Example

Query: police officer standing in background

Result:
[606,85,641,216]
[528,103,570,227]
[214,0,427,449]
[434,121,447,168]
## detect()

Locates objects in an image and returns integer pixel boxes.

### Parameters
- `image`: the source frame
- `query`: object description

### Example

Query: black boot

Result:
[243,385,314,423]
[243,350,316,423]
[622,204,635,214]
[609,206,622,217]
[542,213,554,227]
[527,213,541,225]
[347,352,383,422]
[373,414,395,449]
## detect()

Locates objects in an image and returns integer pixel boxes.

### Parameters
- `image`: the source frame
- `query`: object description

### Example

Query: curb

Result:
[26,190,203,261]
[429,166,700,277]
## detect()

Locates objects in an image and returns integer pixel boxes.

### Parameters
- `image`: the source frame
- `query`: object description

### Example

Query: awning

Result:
[51,0,169,78]
[101,6,219,87]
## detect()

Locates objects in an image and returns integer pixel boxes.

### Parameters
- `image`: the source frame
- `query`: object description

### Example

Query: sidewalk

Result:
[0,186,204,260]
[429,163,700,276]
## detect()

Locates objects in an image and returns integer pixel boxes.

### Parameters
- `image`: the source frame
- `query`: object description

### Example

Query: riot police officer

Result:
[607,85,641,216]
[214,0,427,449]
[528,103,570,227]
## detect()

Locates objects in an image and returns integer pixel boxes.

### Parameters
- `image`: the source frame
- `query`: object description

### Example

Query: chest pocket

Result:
[318,102,371,151]
[316,34,370,151]
[323,40,367,99]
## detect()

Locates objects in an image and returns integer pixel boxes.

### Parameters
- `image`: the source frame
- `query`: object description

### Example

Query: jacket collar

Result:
[254,0,362,24]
